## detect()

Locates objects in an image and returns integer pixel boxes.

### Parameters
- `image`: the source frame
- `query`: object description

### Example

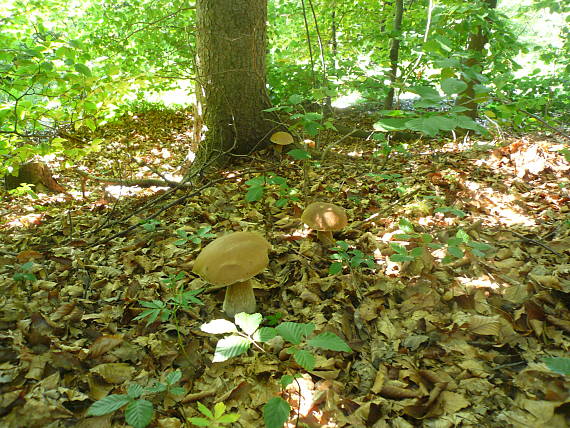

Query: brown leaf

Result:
[88,334,124,358]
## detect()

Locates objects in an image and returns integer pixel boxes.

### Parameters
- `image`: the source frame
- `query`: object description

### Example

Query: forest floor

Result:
[1,107,570,428]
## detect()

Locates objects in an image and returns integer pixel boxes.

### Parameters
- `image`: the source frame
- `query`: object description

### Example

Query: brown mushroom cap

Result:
[270,131,294,146]
[301,202,348,231]
[193,231,270,286]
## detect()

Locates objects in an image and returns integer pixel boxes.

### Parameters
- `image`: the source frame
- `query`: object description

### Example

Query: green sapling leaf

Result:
[86,394,132,416]
[263,397,291,428]
[234,312,262,336]
[275,322,315,345]
[308,332,352,352]
[201,319,238,334]
[124,399,153,428]
[212,336,251,362]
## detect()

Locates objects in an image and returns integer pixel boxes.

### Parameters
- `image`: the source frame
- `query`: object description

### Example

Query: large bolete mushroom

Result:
[301,202,348,247]
[193,231,270,318]
[270,131,294,155]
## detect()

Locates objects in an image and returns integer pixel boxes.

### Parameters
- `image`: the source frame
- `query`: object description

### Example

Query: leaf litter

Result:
[0,108,569,427]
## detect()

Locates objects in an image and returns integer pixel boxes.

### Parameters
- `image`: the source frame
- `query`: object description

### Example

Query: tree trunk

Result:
[383,0,404,110]
[456,0,498,119]
[194,0,277,167]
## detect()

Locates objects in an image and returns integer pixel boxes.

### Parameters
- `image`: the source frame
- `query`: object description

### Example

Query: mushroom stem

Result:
[223,280,256,318]
[316,230,336,247]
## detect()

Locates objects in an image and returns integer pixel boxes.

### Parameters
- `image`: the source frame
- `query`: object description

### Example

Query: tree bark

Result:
[194,0,277,168]
[383,0,404,110]
[456,0,498,119]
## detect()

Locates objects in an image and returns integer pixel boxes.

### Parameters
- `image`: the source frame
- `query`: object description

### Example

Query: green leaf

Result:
[166,369,182,385]
[292,349,315,371]
[390,254,415,262]
[275,322,315,345]
[124,399,154,428]
[213,402,226,419]
[86,394,131,416]
[197,401,214,418]
[544,357,570,375]
[399,217,415,233]
[169,386,186,396]
[441,77,468,95]
[288,94,303,105]
[217,413,240,423]
[447,246,464,258]
[455,229,470,242]
[246,186,264,202]
[257,327,277,342]
[234,312,262,336]
[74,63,92,76]
[373,117,409,132]
[263,397,291,428]
[127,384,145,399]
[145,382,167,394]
[201,319,238,335]
[328,262,343,275]
[280,375,295,388]
[287,149,311,160]
[390,243,408,255]
[212,335,252,362]
[187,417,211,426]
[308,332,352,352]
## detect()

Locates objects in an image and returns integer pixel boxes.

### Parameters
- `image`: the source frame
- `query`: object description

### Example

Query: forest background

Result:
[1,0,570,427]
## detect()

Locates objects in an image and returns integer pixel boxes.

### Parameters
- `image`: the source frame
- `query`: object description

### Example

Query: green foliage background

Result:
[1,0,568,172]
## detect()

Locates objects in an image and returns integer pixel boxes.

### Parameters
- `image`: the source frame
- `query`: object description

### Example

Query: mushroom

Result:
[193,231,271,318]
[270,131,294,155]
[301,202,348,247]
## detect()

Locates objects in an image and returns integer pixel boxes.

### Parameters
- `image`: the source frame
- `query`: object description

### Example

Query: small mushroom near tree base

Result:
[301,202,348,247]
[223,280,256,318]
[270,131,294,155]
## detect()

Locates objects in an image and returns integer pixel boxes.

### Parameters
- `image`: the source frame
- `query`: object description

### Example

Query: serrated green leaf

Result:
[125,399,153,428]
[169,386,186,396]
[288,94,303,104]
[441,77,468,95]
[410,247,424,258]
[127,384,145,398]
[389,243,408,254]
[257,327,277,342]
[234,312,262,335]
[197,402,213,418]
[280,374,295,388]
[187,417,211,426]
[328,262,343,275]
[86,394,131,416]
[275,322,315,345]
[166,369,182,385]
[246,186,264,202]
[390,254,414,262]
[217,413,240,423]
[287,149,311,160]
[74,63,91,76]
[292,349,315,371]
[213,402,226,419]
[263,397,291,428]
[399,217,414,233]
[200,319,238,334]
[447,246,464,258]
[308,332,352,352]
[212,335,251,362]
[456,229,470,242]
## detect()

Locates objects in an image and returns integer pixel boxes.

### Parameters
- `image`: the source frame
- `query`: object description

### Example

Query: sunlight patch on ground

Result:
[456,275,500,290]
[145,81,196,106]
[331,92,362,109]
